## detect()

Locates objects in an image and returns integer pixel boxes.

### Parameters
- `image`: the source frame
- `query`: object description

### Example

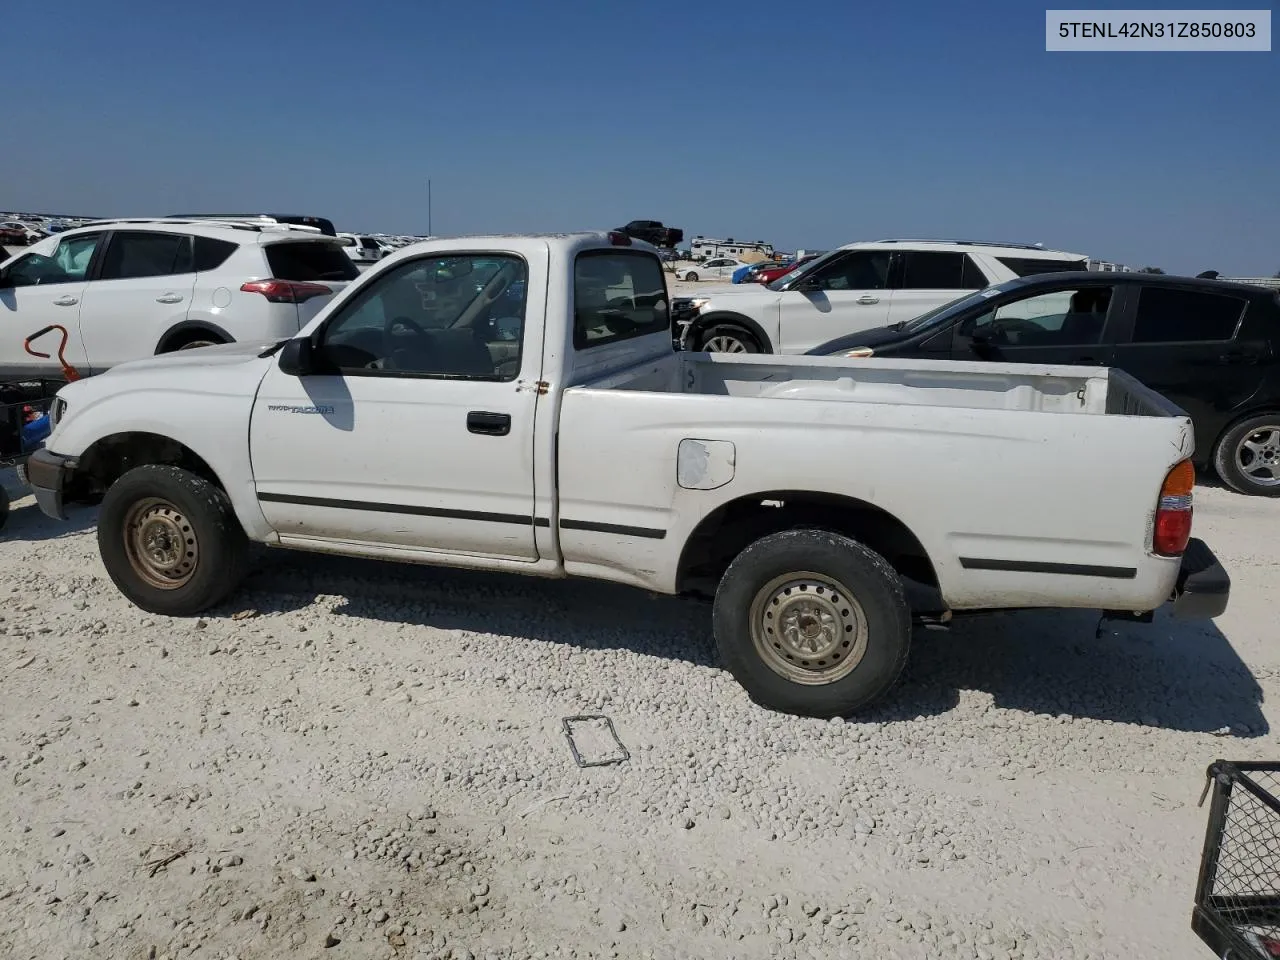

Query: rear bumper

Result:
[1170,538,1230,619]
[25,447,77,521]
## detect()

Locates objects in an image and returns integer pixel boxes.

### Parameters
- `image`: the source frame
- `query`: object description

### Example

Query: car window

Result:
[899,252,971,290]
[1130,286,1246,343]
[193,236,238,272]
[574,250,669,350]
[100,231,192,280]
[808,251,890,291]
[2,233,101,287]
[265,241,360,281]
[968,286,1113,346]
[320,253,528,380]
[995,256,1089,277]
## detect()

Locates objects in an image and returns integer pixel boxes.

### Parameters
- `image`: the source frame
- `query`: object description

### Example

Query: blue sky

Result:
[7,0,1278,274]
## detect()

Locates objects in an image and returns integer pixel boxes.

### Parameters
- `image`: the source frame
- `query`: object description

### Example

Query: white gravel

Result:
[2,463,1277,959]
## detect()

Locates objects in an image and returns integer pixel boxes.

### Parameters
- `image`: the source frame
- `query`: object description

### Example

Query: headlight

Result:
[843,347,875,358]
[49,397,67,428]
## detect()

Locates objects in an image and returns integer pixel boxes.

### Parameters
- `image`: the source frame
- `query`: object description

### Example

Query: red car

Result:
[749,254,819,285]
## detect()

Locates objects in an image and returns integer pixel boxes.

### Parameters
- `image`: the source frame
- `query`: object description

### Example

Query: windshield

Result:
[899,280,1023,332]
[766,251,837,291]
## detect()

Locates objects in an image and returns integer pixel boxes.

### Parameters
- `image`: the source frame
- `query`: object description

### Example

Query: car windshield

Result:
[899,279,1023,332]
[766,251,836,291]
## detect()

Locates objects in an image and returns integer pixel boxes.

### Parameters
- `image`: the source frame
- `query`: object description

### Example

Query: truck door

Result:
[248,244,546,562]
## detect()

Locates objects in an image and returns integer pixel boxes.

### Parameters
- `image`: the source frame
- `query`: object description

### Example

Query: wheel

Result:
[97,465,249,615]
[713,529,911,717]
[162,333,227,353]
[684,272,699,282]
[697,324,761,354]
[1213,414,1280,496]
[175,339,219,351]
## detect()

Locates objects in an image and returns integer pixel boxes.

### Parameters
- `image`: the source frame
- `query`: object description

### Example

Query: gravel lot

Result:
[0,471,1275,960]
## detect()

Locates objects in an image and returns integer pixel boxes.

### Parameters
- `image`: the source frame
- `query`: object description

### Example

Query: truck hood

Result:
[100,340,280,376]
[56,340,280,412]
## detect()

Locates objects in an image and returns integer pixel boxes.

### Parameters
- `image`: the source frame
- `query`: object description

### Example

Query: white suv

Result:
[337,232,388,265]
[674,239,1090,354]
[0,218,359,379]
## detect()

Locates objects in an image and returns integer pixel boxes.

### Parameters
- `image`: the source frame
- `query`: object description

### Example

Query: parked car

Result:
[677,257,749,282]
[809,271,1280,497]
[616,220,683,248]
[750,255,819,286]
[672,239,1090,354]
[0,217,359,380]
[337,233,385,264]
[28,231,1227,718]
[732,260,788,284]
[0,222,36,245]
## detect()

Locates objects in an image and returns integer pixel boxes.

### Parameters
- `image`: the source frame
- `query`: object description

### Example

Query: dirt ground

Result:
[0,472,1275,960]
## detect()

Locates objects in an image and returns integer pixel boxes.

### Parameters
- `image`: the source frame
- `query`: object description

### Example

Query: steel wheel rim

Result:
[123,497,199,590]
[749,571,869,685]
[1236,425,1280,486]
[704,335,748,353]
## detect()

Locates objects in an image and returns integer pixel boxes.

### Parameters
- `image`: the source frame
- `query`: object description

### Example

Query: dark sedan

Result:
[809,271,1280,497]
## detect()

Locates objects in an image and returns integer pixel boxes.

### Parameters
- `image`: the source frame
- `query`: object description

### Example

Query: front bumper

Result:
[1170,538,1230,619]
[25,447,77,521]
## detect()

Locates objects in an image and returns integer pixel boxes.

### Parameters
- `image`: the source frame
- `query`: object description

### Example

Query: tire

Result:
[684,272,699,282]
[713,529,911,718]
[697,324,761,354]
[97,465,249,616]
[161,333,226,353]
[1213,414,1280,496]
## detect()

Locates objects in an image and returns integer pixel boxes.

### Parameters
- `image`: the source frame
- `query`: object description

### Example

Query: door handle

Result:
[466,411,511,436]
[53,296,78,306]
[856,295,880,304]
[156,293,184,304]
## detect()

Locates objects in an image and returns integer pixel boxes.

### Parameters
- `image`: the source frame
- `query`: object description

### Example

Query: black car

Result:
[809,271,1280,497]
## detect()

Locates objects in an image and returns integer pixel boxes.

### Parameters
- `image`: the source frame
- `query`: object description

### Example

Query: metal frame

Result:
[561,715,630,768]
[1193,759,1280,959]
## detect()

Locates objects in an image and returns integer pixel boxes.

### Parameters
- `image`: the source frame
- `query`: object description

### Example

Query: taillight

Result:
[1153,459,1194,556]
[240,279,332,304]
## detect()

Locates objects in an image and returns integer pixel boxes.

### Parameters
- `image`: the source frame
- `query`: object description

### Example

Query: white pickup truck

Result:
[26,231,1229,718]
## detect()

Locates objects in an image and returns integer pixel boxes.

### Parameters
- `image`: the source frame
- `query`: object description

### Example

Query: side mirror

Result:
[277,337,316,377]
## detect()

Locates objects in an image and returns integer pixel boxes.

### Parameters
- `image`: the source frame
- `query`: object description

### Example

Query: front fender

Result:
[49,383,274,542]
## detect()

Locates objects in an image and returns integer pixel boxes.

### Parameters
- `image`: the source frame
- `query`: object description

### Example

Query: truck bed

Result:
[558,351,1194,612]
[578,352,1184,419]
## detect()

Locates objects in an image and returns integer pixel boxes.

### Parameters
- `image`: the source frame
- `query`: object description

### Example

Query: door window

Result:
[808,251,890,291]
[967,287,1113,346]
[899,251,987,290]
[318,253,528,380]
[100,231,193,280]
[1,233,102,287]
[1129,286,1245,343]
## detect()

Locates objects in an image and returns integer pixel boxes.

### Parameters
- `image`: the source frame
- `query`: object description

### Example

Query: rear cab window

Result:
[573,250,669,350]
[265,241,359,281]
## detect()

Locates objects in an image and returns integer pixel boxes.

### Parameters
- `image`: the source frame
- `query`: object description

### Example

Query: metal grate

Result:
[1194,761,1280,959]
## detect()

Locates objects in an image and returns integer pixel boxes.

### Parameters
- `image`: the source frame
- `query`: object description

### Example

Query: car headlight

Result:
[843,347,875,358]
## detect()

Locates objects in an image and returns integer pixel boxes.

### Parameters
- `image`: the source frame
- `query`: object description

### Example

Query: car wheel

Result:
[684,271,699,282]
[713,529,911,717]
[697,324,761,354]
[97,465,249,616]
[1213,414,1280,496]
